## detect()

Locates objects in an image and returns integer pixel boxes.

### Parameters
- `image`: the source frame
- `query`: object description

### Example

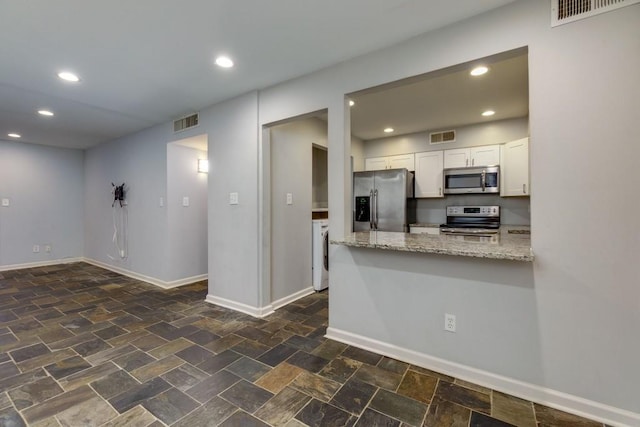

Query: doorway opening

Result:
[166,134,208,282]
[263,111,329,310]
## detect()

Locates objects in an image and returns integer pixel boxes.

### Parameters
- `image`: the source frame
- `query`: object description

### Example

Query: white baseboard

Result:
[205,286,316,318]
[326,327,640,427]
[82,258,207,289]
[0,257,83,272]
[205,294,274,318]
[271,286,315,311]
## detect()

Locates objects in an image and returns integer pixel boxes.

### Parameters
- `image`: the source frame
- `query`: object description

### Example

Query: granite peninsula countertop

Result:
[332,227,533,262]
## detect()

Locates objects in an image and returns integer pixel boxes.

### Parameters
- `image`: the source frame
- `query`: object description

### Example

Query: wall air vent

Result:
[173,113,199,133]
[429,130,456,145]
[551,0,640,26]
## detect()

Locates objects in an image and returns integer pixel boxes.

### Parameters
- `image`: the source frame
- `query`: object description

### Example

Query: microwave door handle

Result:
[369,190,374,230]
[481,170,486,192]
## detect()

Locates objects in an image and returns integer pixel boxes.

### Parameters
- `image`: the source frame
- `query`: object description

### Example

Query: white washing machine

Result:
[312,219,329,291]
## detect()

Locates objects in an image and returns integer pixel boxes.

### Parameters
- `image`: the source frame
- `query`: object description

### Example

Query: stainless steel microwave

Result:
[443,166,499,194]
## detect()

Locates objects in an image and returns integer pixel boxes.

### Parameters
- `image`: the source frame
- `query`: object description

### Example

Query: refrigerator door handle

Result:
[369,190,374,229]
[374,189,379,229]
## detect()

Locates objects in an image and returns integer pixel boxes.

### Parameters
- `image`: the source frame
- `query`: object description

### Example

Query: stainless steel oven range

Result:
[440,205,500,236]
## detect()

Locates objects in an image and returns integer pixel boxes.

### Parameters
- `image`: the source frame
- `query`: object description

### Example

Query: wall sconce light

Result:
[197,159,209,173]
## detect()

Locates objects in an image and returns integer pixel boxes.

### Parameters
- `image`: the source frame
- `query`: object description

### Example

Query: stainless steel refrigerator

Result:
[353,168,414,232]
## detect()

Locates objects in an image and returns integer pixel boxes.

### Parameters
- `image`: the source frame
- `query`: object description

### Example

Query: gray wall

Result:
[167,143,208,281]
[312,147,328,209]
[256,0,640,418]
[0,141,84,267]
[350,135,365,172]
[84,124,170,280]
[270,118,327,302]
[362,117,529,158]
[204,92,261,307]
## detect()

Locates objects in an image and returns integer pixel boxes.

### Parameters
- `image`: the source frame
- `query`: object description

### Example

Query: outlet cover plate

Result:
[229,192,239,205]
[444,313,456,332]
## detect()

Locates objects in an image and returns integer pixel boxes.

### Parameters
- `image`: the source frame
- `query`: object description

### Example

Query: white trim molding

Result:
[0,257,83,272]
[326,327,640,427]
[271,286,315,311]
[82,258,207,289]
[205,286,315,318]
[205,294,274,318]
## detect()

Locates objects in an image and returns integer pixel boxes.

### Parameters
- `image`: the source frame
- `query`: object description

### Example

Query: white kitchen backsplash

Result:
[414,195,530,226]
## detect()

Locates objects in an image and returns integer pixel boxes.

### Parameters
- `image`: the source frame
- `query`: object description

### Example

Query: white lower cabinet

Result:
[501,138,530,196]
[414,151,444,198]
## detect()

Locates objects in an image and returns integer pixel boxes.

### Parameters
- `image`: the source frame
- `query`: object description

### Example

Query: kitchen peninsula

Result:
[332,227,533,261]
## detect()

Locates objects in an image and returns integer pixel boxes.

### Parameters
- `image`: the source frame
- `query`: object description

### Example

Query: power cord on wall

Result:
[108,183,128,261]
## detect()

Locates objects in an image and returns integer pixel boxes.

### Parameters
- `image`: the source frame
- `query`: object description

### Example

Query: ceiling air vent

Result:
[173,113,199,133]
[429,130,456,145]
[551,0,640,26]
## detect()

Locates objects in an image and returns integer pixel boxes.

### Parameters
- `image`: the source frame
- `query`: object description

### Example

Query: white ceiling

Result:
[0,0,517,149]
[350,49,529,141]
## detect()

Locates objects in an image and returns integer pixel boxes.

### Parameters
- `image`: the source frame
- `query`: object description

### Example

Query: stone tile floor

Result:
[0,262,607,426]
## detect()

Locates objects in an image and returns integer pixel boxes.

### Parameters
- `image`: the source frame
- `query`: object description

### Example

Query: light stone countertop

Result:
[331,228,533,262]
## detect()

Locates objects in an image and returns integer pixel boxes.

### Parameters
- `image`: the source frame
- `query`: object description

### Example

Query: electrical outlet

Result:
[159,197,164,207]
[182,196,190,207]
[229,192,239,205]
[1,198,9,207]
[286,193,293,205]
[44,245,51,253]
[444,313,456,332]
[33,245,40,253]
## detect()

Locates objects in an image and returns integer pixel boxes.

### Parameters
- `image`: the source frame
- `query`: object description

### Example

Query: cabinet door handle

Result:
[472,158,475,166]
[466,158,469,167]
[523,184,526,194]
[439,187,442,196]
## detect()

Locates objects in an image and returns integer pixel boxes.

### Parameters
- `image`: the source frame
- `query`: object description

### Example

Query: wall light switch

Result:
[33,245,40,253]
[229,192,239,205]
[1,198,9,207]
[159,197,164,207]
[286,193,293,205]
[182,196,190,207]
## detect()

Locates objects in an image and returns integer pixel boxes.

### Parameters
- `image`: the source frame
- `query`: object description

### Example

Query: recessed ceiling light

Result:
[38,109,54,116]
[215,56,234,68]
[384,127,394,133]
[482,110,495,117]
[470,66,489,76]
[349,100,355,107]
[8,133,21,138]
[57,71,80,82]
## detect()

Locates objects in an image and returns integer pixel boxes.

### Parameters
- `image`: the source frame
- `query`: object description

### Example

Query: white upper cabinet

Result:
[470,145,500,167]
[414,151,444,198]
[443,148,469,169]
[500,138,530,197]
[443,145,500,169]
[388,153,415,171]
[365,153,415,171]
[364,156,389,171]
